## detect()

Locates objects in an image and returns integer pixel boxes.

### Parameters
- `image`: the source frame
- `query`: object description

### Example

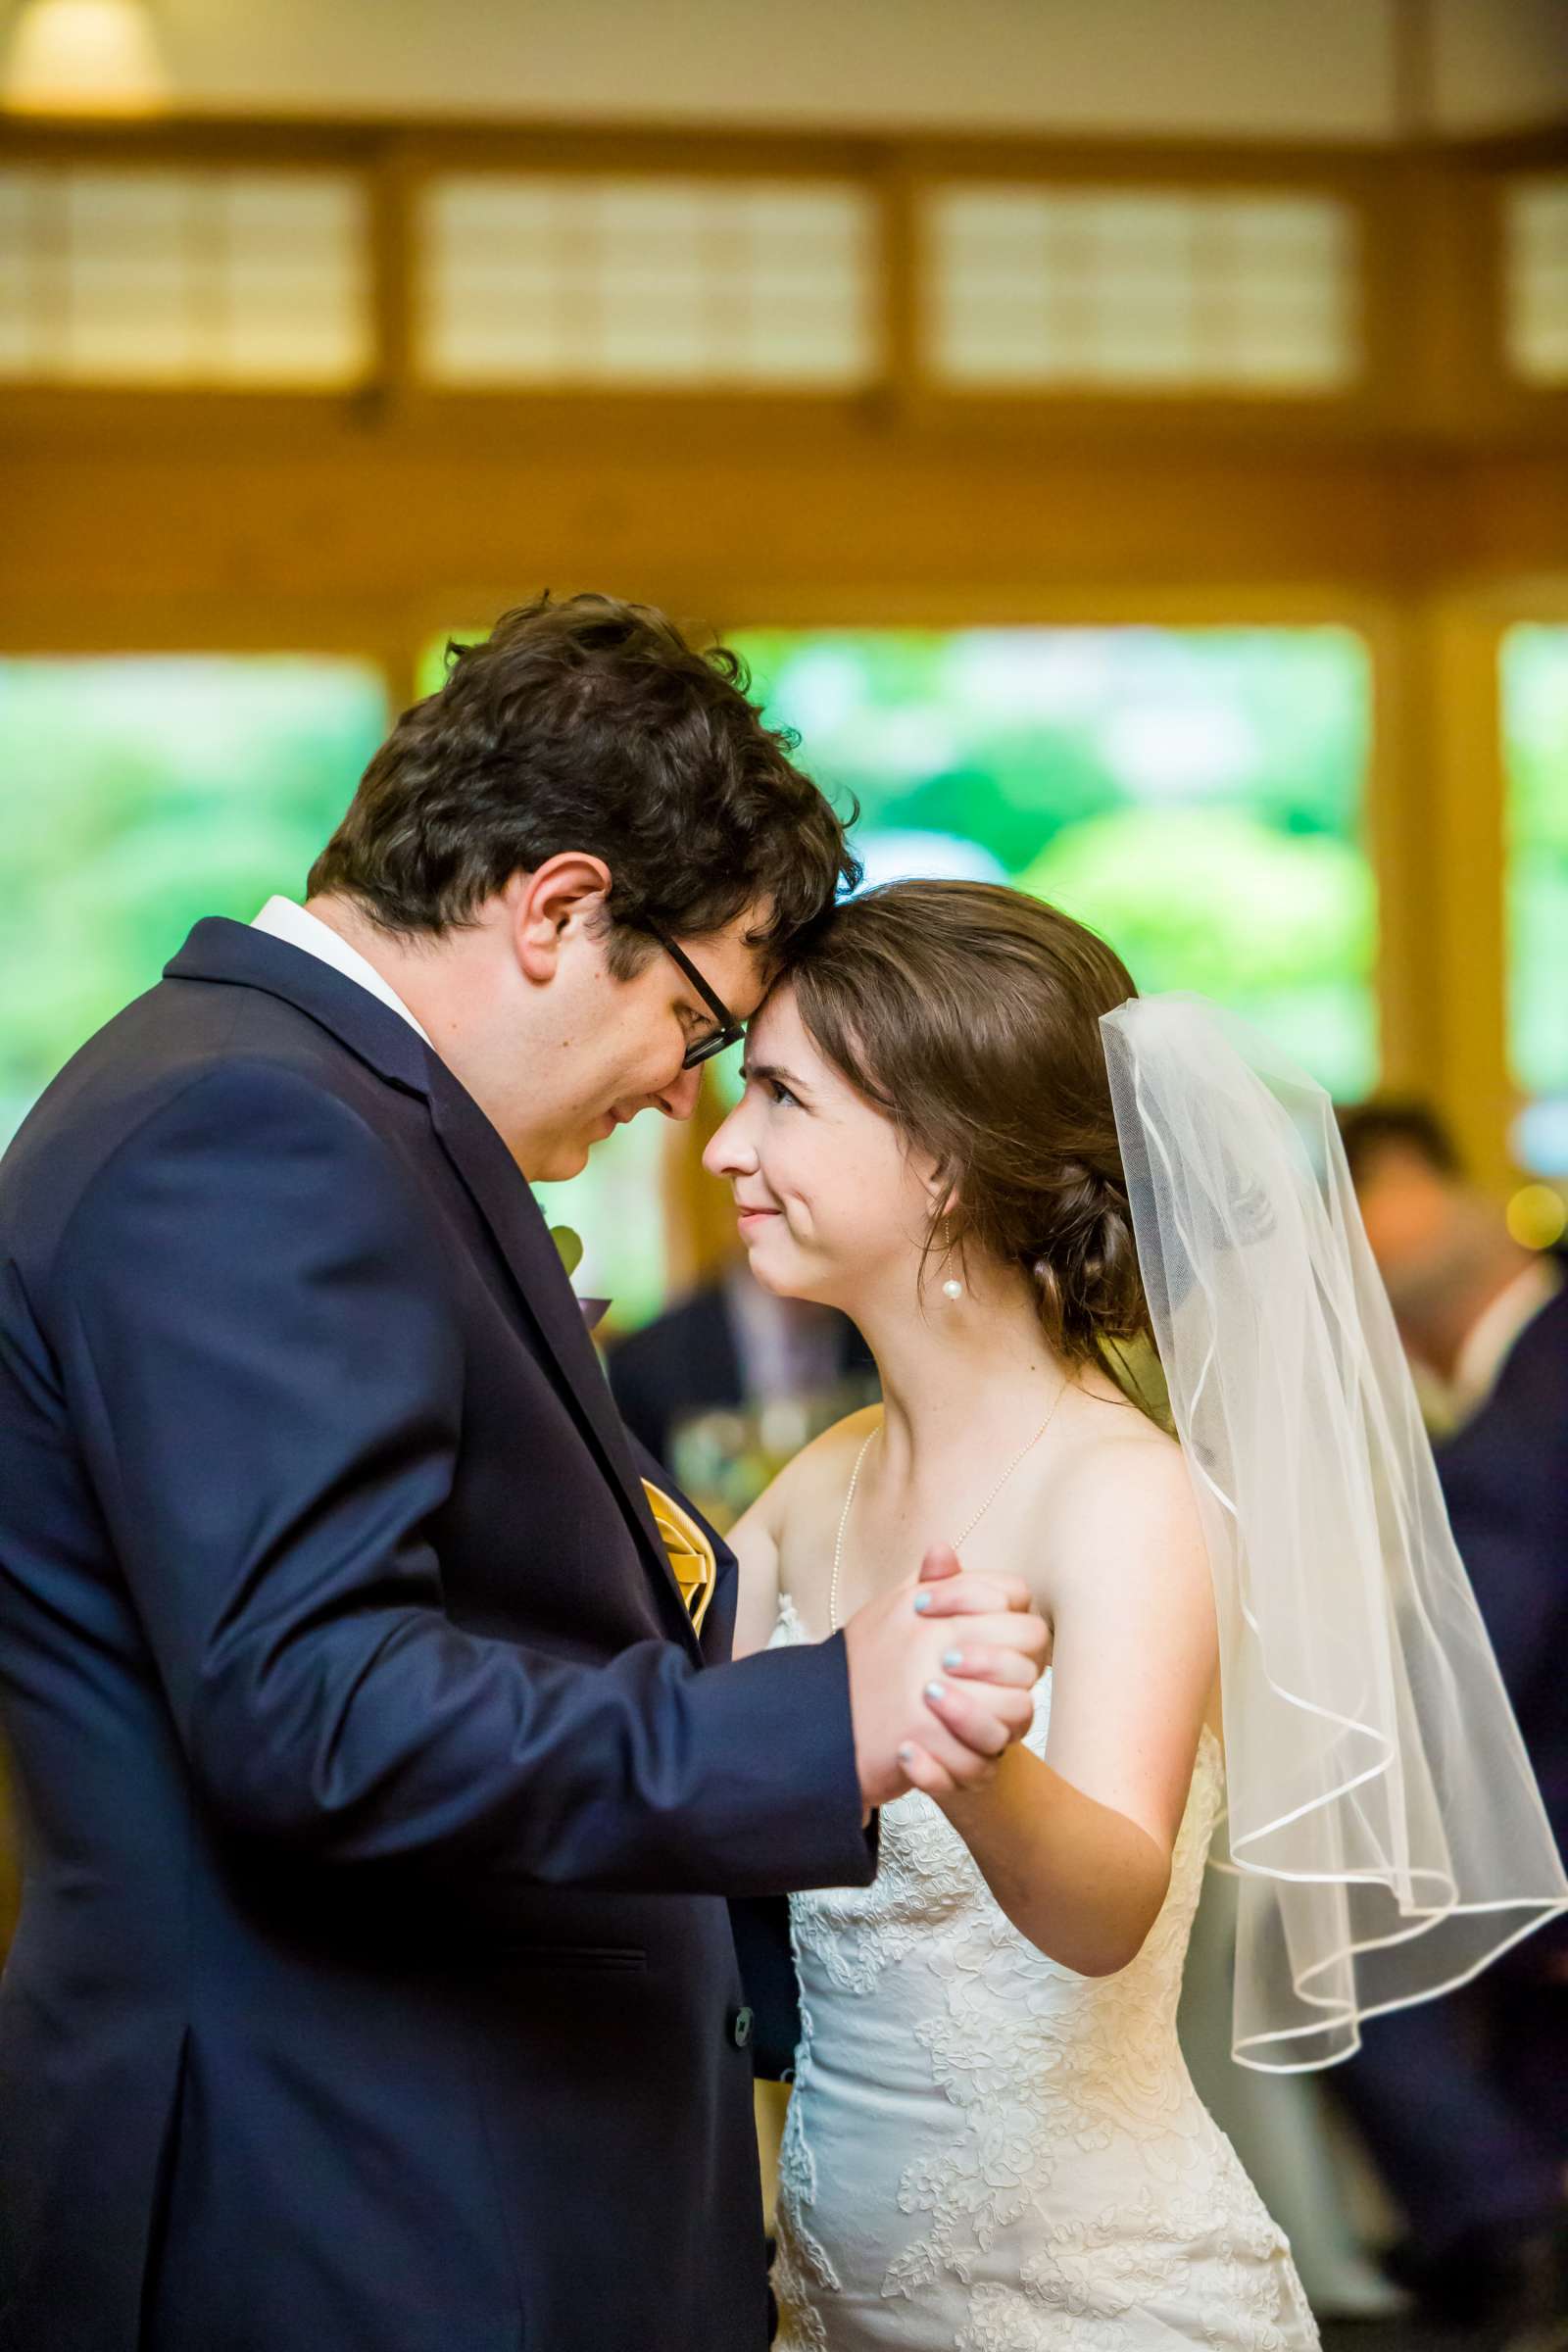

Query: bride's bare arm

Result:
[727,1487,785,1660]
[928,1434,1217,1978]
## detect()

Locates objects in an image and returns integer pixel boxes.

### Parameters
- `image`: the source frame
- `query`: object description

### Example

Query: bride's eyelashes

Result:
[743,1067,805,1110]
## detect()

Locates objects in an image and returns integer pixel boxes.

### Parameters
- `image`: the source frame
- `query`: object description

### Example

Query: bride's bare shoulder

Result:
[1049,1390,1201,1558]
[760,1404,882,1612]
[768,1403,883,1524]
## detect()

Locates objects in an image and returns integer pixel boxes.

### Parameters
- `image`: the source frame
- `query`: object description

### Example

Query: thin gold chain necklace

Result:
[828,1380,1068,1634]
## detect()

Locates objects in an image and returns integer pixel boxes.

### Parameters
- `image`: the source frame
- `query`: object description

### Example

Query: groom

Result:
[0,596,1047,2352]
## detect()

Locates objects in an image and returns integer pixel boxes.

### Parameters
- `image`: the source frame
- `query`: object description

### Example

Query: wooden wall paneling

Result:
[1398,125,1568,448]
[1415,596,1514,1190]
[363,131,416,422]
[0,117,378,168]
[387,120,885,180]
[1366,596,1453,1100]
[0,439,1448,628]
[1389,146,1488,441]
[871,150,922,429]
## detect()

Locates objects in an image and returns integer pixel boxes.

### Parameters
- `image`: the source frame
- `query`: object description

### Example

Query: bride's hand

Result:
[843,1545,1050,1807]
[900,1544,1053,1800]
[909,1541,1033,1618]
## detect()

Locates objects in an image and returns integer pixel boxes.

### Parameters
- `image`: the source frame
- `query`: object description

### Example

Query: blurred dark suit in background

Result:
[0,1751,18,1953]
[1337,1104,1568,2333]
[608,1261,875,1499]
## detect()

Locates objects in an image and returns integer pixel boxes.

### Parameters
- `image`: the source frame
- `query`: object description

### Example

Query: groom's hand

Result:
[843,1544,1051,1810]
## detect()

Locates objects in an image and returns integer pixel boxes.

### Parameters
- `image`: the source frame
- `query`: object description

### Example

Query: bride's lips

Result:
[735,1201,780,1230]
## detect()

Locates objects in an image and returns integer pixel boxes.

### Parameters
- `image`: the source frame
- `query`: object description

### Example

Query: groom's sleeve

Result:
[52,1061,874,1899]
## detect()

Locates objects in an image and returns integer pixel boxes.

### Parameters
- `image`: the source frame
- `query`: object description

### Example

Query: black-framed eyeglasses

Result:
[647,923,748,1069]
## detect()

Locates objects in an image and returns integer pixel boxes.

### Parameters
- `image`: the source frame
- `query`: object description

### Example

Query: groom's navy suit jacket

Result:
[0,920,871,2352]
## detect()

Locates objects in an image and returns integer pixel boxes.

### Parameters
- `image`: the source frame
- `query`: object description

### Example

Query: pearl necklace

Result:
[828,1380,1068,1634]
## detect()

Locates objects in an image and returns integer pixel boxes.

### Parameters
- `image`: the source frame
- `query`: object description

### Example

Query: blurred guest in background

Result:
[1345,1102,1565,1427]
[609,1256,879,1533]
[1337,1102,1568,2334]
[608,1253,875,1489]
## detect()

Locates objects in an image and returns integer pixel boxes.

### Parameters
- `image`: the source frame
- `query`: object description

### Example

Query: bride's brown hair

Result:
[786,879,1150,1368]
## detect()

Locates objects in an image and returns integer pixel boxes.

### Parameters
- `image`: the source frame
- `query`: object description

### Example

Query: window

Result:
[0,168,371,387]
[419,174,875,388]
[0,658,387,1146]
[1503,176,1568,387]
[734,626,1376,1096]
[1502,624,1568,1174]
[926,186,1357,393]
[410,621,1376,1325]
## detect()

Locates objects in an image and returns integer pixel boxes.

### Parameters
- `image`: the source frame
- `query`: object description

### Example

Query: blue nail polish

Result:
[925,1680,948,1703]
[897,1743,915,1765]
[912,1593,932,1614]
[943,1649,963,1671]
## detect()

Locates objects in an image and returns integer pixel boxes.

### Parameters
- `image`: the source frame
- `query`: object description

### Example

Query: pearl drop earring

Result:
[941,1277,964,1302]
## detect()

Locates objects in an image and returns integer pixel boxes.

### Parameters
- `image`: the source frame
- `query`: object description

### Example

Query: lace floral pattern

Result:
[768,1595,1317,2351]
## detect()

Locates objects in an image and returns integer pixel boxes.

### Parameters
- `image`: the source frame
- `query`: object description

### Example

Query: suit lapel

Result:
[423,1062,703,1657]
[166,918,702,1658]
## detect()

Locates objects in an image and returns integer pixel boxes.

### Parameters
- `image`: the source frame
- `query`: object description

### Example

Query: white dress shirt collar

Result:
[251,897,433,1048]
[1451,1254,1563,1420]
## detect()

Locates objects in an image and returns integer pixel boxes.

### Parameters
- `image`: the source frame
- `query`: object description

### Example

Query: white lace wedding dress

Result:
[768,1595,1319,2350]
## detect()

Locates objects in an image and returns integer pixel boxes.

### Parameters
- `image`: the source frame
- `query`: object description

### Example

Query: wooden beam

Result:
[0,438,1526,636]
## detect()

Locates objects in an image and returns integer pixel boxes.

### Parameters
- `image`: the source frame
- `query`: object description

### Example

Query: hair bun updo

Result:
[1027,1158,1147,1363]
[787,878,1153,1368]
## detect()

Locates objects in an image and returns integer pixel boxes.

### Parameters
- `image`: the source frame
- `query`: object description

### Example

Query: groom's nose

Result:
[652,1065,703,1122]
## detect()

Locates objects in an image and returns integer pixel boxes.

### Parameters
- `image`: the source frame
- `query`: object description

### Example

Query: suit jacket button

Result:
[730,2004,754,2049]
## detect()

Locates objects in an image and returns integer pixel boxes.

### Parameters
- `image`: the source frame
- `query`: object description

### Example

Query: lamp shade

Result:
[4,0,167,116]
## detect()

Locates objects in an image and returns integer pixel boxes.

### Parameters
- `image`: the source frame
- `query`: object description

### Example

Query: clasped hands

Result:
[844,1545,1052,1811]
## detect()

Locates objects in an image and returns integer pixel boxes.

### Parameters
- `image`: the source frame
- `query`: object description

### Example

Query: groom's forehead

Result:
[735,953,779,1022]
[690,908,775,1015]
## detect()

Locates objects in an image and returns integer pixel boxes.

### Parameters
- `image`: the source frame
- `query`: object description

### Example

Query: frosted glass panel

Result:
[0,167,371,387]
[0,172,44,373]
[63,172,195,379]
[216,175,369,384]
[1505,176,1568,385]
[420,173,874,387]
[929,185,1357,393]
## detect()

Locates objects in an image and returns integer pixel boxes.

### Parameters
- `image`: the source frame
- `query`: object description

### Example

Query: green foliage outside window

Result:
[418,621,1378,1324]
[1503,625,1568,1102]
[734,627,1377,1100]
[1,630,1378,1331]
[0,659,387,1146]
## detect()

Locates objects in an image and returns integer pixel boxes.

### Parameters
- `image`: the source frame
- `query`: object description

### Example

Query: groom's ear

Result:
[508,857,614,984]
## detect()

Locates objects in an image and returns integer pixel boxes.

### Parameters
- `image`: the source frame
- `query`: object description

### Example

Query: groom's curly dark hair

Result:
[308,592,859,971]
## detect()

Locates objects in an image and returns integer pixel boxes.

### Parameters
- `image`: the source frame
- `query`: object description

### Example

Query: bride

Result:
[706,878,1567,2351]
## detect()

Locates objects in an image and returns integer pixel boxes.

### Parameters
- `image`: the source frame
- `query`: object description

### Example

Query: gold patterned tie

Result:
[642,1482,717,1635]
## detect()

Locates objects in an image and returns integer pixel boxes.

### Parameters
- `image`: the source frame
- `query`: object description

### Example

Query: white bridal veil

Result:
[1102,995,1568,2071]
